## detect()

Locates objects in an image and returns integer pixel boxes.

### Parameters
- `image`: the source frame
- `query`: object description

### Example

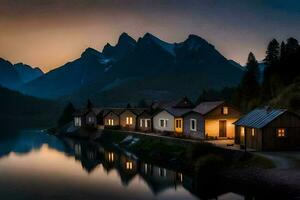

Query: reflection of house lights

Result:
[126,161,133,170]
[159,168,166,177]
[179,173,183,182]
[108,152,114,162]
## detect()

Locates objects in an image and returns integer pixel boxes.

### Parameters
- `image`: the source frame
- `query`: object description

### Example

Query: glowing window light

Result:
[126,161,133,170]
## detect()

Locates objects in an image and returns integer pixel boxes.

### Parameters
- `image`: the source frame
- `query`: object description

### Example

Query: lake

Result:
[0,130,274,200]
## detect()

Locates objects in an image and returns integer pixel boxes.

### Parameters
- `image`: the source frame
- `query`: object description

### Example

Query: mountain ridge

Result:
[17,33,244,105]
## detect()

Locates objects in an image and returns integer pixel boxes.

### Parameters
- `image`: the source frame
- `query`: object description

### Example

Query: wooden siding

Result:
[104,112,120,127]
[235,112,300,151]
[204,103,241,138]
[119,110,137,130]
[137,115,152,132]
[262,112,300,150]
[183,112,205,139]
[153,110,175,132]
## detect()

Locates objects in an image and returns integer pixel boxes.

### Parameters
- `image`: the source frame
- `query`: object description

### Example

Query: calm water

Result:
[0,130,271,200]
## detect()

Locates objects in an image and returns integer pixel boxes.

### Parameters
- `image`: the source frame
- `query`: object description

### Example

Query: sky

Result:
[0,0,299,72]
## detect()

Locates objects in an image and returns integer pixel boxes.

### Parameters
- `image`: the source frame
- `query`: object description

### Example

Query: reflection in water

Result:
[0,130,280,200]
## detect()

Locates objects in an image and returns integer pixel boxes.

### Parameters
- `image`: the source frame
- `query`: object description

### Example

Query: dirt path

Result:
[255,151,300,169]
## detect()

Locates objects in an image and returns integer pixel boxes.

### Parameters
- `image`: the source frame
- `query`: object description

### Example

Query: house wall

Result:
[204,104,241,138]
[183,112,205,139]
[137,115,152,132]
[153,110,174,132]
[104,112,120,127]
[85,112,97,127]
[262,112,300,151]
[204,118,237,138]
[120,110,137,130]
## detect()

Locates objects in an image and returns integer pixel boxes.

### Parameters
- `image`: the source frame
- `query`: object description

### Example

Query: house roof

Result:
[193,101,224,115]
[92,108,103,115]
[233,108,287,128]
[103,108,124,116]
[172,96,195,108]
[164,107,192,117]
[73,109,90,117]
[151,100,176,110]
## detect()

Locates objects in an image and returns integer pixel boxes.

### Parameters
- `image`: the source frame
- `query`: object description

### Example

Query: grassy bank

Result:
[99,130,275,176]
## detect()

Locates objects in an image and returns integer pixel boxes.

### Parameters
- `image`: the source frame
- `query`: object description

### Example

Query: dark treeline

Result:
[197,37,300,113]
[0,86,61,129]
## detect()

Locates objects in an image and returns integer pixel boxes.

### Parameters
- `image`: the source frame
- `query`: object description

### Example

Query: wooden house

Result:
[73,108,101,128]
[182,111,205,139]
[153,97,195,135]
[153,110,175,133]
[234,108,300,151]
[103,108,123,128]
[119,109,145,131]
[193,101,241,139]
[137,110,153,132]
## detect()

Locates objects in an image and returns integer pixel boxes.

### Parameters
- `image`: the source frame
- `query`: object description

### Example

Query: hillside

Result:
[19,33,244,105]
[0,86,61,130]
[271,80,300,114]
[0,58,43,89]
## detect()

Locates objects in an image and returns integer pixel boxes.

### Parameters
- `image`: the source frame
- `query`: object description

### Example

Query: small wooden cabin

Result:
[137,111,153,132]
[193,101,241,139]
[119,109,145,131]
[103,109,123,128]
[234,108,300,151]
[73,108,99,128]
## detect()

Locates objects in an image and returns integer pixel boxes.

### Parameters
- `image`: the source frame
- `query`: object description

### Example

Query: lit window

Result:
[108,152,114,162]
[222,107,229,115]
[88,117,93,123]
[140,119,144,127]
[277,128,286,137]
[251,128,255,137]
[75,117,82,126]
[126,161,133,170]
[190,119,197,131]
[108,119,114,126]
[240,127,245,137]
[126,117,133,125]
[146,119,150,128]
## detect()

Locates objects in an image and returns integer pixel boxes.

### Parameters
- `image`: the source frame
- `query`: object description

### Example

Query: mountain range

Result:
[0,58,43,89]
[3,33,245,106]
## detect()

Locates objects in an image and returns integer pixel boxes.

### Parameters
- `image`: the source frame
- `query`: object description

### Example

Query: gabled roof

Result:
[164,107,192,117]
[233,108,287,128]
[92,108,103,115]
[73,109,90,117]
[151,100,176,110]
[172,96,195,108]
[193,101,224,115]
[103,108,124,117]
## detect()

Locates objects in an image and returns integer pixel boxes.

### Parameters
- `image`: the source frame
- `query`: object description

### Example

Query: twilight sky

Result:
[0,0,299,72]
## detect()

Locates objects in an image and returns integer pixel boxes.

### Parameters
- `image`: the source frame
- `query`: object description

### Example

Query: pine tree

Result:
[238,52,261,110]
[86,99,93,110]
[262,39,280,100]
[284,38,300,84]
[57,102,75,128]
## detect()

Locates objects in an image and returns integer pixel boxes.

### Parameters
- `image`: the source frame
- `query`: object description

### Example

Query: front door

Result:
[175,118,183,134]
[219,120,227,137]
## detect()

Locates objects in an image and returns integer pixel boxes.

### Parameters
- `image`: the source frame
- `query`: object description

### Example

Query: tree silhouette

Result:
[238,52,261,110]
[57,102,75,128]
[86,99,93,110]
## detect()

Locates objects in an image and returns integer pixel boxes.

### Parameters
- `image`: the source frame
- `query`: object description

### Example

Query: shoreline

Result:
[53,128,300,199]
